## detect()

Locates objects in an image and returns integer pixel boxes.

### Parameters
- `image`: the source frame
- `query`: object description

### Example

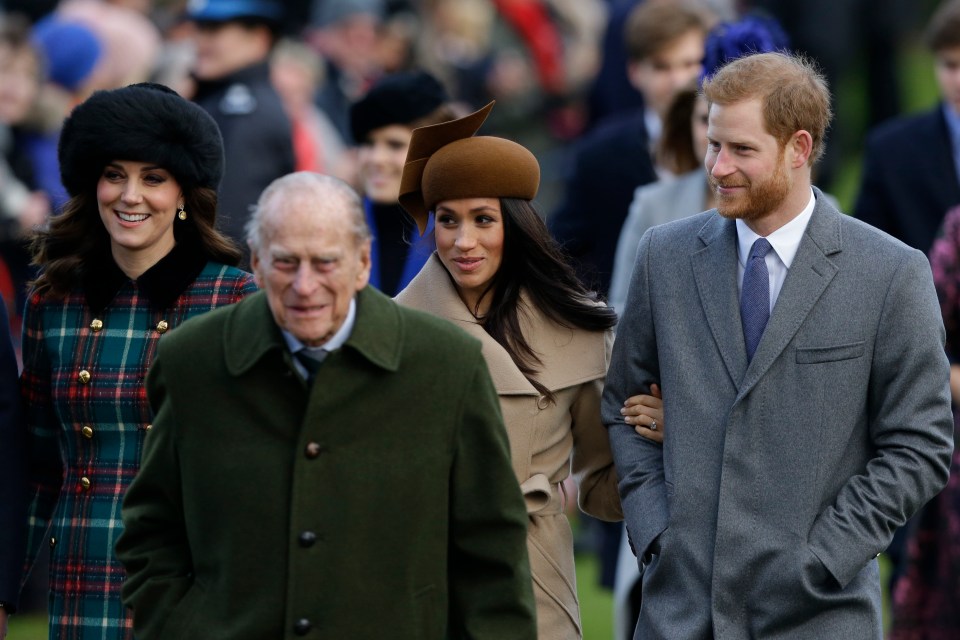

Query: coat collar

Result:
[396,254,608,395]
[83,241,208,313]
[691,187,841,392]
[224,286,403,377]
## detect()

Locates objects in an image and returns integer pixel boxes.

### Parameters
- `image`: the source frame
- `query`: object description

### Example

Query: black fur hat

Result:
[349,71,449,145]
[58,82,224,197]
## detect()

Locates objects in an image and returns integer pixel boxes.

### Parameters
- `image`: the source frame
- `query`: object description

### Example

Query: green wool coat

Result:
[116,286,536,640]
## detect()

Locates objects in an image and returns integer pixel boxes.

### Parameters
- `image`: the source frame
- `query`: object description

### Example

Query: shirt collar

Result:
[736,187,816,268]
[282,297,357,355]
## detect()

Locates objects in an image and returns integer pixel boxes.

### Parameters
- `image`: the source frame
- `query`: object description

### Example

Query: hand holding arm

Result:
[621,383,663,444]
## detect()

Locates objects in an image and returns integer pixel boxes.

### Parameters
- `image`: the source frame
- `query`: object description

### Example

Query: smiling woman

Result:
[15,83,258,640]
[395,102,627,640]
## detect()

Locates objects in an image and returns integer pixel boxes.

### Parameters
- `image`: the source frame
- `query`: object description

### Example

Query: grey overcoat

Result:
[602,191,954,639]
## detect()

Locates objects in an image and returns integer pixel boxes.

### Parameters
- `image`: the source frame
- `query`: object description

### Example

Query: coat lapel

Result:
[736,191,841,400]
[691,214,748,388]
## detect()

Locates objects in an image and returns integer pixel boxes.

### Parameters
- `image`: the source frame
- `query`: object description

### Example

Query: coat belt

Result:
[520,473,565,516]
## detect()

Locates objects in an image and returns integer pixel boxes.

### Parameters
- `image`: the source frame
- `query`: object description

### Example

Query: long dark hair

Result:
[467,198,616,401]
[31,184,241,298]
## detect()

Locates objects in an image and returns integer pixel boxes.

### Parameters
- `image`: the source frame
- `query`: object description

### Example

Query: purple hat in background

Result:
[701,13,791,84]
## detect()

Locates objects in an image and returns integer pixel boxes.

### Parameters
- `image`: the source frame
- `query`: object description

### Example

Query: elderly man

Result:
[604,52,954,639]
[116,172,536,640]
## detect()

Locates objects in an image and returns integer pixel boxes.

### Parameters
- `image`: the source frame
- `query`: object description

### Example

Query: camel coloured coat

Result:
[397,255,622,639]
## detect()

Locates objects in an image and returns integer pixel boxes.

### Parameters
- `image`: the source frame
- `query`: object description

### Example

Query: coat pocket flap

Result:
[796,341,865,364]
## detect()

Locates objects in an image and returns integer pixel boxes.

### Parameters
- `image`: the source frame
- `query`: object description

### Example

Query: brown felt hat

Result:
[399,101,540,234]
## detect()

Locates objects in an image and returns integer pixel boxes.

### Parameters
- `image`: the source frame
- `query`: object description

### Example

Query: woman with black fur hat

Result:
[348,70,458,296]
[16,82,257,639]
[395,102,658,639]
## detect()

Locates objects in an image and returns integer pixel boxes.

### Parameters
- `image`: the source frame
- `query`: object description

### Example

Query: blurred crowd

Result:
[0,0,940,347]
[1,0,958,635]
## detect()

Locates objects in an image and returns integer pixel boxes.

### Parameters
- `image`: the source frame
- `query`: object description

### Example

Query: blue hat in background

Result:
[185,0,284,23]
[311,0,385,28]
[701,13,790,84]
[31,16,103,92]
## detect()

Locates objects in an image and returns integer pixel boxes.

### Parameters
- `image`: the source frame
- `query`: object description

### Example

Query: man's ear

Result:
[789,130,814,168]
[355,238,372,291]
[249,243,264,288]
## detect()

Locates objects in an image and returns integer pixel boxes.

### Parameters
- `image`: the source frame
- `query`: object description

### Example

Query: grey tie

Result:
[741,238,773,362]
[295,348,328,383]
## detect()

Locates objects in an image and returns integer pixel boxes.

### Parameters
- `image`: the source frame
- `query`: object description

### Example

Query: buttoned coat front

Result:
[602,193,954,639]
[397,255,622,639]
[19,251,255,640]
[116,286,536,640]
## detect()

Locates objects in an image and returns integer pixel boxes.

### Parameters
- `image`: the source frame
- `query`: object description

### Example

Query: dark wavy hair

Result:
[31,184,241,298]
[463,198,617,401]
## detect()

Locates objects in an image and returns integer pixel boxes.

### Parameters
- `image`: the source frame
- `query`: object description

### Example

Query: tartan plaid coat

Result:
[20,245,256,639]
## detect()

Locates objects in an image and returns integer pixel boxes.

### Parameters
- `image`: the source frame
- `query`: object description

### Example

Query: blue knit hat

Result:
[31,16,103,92]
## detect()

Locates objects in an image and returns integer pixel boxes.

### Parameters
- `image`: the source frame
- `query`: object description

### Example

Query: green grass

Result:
[2,552,893,639]
[577,551,615,638]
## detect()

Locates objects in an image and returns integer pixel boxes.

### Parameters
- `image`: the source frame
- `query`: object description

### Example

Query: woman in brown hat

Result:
[395,102,662,638]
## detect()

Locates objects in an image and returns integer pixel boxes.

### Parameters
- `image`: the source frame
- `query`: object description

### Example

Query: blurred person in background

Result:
[0,16,51,339]
[184,0,295,267]
[348,70,458,296]
[0,298,25,640]
[270,38,349,178]
[29,14,104,212]
[890,201,960,636]
[396,102,626,639]
[17,83,256,640]
[549,0,714,297]
[307,0,386,142]
[854,0,960,256]
[57,0,162,90]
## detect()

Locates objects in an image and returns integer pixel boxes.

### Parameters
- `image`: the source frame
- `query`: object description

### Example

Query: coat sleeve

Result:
[447,347,537,639]
[116,350,193,640]
[19,292,64,585]
[0,301,25,609]
[601,228,668,559]
[808,248,954,587]
[571,329,623,522]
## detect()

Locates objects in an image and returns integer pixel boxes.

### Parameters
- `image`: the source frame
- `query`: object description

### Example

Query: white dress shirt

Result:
[282,298,357,379]
[736,188,816,314]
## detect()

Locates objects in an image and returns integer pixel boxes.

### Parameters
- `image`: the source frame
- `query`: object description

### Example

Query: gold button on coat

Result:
[81,426,94,439]
[156,320,169,334]
[90,319,103,332]
[78,370,91,384]
[145,424,152,431]
[80,477,91,490]
[305,442,322,459]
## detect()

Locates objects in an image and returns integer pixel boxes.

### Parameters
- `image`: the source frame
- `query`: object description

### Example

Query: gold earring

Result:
[177,206,187,221]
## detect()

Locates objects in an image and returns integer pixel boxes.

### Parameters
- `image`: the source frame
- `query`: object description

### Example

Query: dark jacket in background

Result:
[548,111,657,296]
[855,104,960,254]
[0,299,24,611]
[193,62,295,266]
